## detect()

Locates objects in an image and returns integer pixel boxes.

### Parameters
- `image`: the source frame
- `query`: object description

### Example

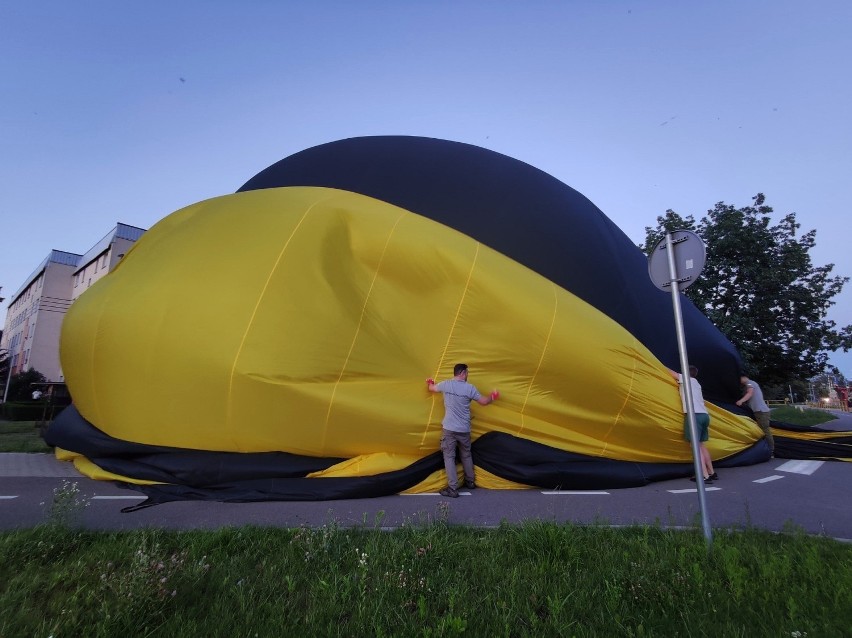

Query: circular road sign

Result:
[648,230,706,292]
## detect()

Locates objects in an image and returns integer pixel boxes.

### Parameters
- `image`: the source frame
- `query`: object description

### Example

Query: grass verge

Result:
[0,519,849,637]
[0,420,52,453]
[770,406,839,427]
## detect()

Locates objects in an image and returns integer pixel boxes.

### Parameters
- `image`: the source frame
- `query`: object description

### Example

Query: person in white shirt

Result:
[669,366,716,483]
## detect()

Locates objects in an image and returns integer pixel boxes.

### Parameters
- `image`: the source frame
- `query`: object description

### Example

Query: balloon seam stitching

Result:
[602,339,642,457]
[225,196,320,441]
[518,282,559,436]
[422,241,481,447]
[321,211,406,451]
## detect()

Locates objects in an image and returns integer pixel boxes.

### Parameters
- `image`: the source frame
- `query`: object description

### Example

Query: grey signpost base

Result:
[648,230,712,548]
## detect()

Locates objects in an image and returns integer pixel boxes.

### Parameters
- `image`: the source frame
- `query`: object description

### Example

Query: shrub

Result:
[0,402,48,421]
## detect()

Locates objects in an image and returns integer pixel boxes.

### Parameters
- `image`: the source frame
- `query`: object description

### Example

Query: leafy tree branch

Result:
[642,194,852,387]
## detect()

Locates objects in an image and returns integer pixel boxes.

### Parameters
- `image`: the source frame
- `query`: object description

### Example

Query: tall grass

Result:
[1,517,849,637]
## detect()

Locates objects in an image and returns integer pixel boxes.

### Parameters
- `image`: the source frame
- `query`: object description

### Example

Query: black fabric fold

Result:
[45,405,345,484]
[46,405,849,512]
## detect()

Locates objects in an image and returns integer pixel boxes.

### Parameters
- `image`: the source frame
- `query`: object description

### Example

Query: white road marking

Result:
[754,475,785,484]
[541,491,610,495]
[775,460,824,475]
[0,496,19,500]
[668,487,722,493]
[90,495,146,500]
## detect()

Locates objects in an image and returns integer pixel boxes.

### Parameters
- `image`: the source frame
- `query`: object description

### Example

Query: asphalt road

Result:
[2,411,851,540]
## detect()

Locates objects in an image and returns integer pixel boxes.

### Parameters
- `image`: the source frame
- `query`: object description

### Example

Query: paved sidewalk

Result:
[0,453,82,478]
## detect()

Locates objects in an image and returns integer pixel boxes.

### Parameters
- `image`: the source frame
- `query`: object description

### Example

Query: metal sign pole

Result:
[664,232,713,548]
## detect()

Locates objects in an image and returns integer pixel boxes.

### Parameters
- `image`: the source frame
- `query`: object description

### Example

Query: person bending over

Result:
[737,376,774,457]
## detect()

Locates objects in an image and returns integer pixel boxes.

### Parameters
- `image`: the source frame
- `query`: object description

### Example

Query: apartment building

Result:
[1,223,145,384]
[72,223,145,302]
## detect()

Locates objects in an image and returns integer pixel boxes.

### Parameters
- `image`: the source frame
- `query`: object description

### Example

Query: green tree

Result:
[6,368,47,402]
[642,194,852,388]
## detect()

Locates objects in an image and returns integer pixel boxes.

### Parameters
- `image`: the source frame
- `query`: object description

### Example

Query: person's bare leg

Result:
[700,444,714,478]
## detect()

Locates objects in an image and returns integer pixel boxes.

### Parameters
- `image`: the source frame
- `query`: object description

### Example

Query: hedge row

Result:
[0,402,51,421]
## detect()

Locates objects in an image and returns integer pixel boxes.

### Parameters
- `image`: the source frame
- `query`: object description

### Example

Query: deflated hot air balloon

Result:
[51,136,834,507]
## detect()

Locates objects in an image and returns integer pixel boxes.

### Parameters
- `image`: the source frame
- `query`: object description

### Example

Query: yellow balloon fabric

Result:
[60,186,761,481]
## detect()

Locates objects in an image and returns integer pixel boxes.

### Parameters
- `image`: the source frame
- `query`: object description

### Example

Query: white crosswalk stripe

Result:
[667,487,721,493]
[775,460,824,475]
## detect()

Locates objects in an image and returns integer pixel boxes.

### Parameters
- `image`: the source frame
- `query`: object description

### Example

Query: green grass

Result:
[770,405,839,427]
[1,518,850,637]
[0,420,52,452]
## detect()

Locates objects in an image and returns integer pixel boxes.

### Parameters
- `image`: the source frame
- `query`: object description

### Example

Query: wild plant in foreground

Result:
[436,500,450,523]
[384,541,433,614]
[354,547,369,617]
[84,535,215,635]
[44,480,90,527]
[98,538,188,600]
[289,521,339,562]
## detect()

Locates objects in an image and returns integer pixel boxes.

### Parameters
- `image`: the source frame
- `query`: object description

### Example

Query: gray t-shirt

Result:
[745,379,770,413]
[436,379,482,433]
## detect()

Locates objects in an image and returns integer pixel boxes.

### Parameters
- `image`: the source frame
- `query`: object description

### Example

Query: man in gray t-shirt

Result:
[737,376,774,456]
[427,363,498,498]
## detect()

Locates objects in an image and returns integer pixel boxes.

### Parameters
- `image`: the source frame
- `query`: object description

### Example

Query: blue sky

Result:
[2,1,851,377]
